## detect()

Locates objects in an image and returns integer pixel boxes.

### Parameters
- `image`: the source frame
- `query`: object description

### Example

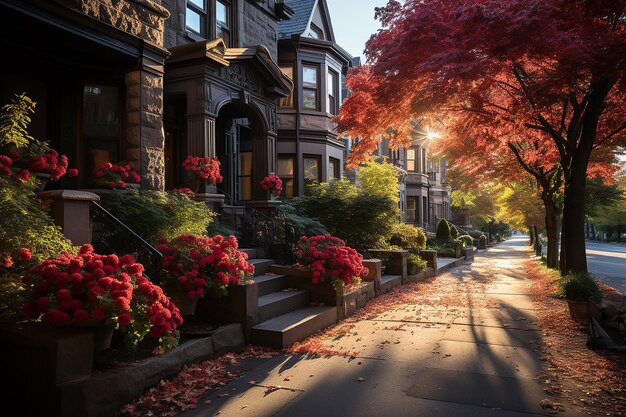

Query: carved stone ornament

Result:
[224,64,263,94]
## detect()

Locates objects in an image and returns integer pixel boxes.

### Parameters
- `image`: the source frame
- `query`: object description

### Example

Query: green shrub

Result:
[458,235,473,247]
[99,190,215,244]
[291,179,398,251]
[556,272,602,302]
[407,253,427,275]
[427,236,462,257]
[388,223,427,250]
[449,224,459,239]
[436,218,451,240]
[280,203,329,238]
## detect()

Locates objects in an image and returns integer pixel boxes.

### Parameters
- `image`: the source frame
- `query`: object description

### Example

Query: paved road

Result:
[586,241,626,294]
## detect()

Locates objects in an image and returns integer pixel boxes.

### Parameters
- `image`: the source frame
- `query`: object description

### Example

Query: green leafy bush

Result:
[407,253,427,275]
[388,223,427,250]
[436,218,451,240]
[458,235,473,247]
[449,223,459,239]
[427,237,463,258]
[291,179,398,251]
[556,272,602,302]
[99,190,215,244]
[280,203,329,238]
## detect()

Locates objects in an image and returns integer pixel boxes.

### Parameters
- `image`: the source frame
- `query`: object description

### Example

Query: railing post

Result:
[43,190,100,246]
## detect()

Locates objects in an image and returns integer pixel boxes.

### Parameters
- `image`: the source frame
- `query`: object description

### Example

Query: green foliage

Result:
[458,235,473,247]
[358,160,400,204]
[99,190,215,244]
[280,203,329,238]
[388,223,427,249]
[0,93,35,149]
[407,253,427,275]
[291,179,398,250]
[556,272,602,302]
[449,223,459,239]
[427,236,463,257]
[435,218,451,240]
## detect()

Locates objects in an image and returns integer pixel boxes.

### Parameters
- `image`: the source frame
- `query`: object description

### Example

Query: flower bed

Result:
[259,174,282,197]
[293,235,369,290]
[94,162,140,189]
[156,234,254,299]
[21,244,183,352]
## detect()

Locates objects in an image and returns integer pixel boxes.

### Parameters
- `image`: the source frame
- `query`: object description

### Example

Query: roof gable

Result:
[278,0,335,42]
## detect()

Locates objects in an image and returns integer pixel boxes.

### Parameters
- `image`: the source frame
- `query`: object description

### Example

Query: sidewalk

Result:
[164,237,554,417]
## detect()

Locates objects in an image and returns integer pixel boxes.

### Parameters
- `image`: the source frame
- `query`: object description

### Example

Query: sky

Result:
[326,0,385,62]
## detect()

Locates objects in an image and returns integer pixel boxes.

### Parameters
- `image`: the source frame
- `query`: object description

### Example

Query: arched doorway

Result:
[215,101,270,204]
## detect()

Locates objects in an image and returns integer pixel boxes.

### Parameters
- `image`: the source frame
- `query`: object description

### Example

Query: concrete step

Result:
[252,274,288,296]
[250,306,338,349]
[248,258,274,276]
[380,274,402,293]
[239,248,257,259]
[258,289,310,322]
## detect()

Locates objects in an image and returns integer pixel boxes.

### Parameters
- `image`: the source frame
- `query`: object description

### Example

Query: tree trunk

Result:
[533,225,540,254]
[559,77,615,275]
[529,225,535,247]
[542,196,560,269]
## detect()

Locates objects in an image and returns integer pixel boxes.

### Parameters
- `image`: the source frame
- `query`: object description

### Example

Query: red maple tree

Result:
[337,0,626,274]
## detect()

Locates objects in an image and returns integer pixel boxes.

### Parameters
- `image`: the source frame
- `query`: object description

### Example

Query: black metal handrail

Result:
[90,201,162,281]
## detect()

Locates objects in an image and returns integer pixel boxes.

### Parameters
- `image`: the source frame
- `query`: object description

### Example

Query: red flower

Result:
[182,156,223,185]
[259,175,283,197]
[94,162,140,189]
[67,168,79,177]
[19,248,32,261]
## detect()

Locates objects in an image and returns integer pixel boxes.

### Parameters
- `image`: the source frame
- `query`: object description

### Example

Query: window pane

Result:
[278,157,294,176]
[216,1,229,27]
[188,0,204,9]
[407,198,416,210]
[407,149,416,159]
[186,7,201,33]
[327,72,335,93]
[303,66,317,89]
[303,89,317,109]
[284,179,294,198]
[304,158,319,182]
[407,161,415,171]
[83,85,118,137]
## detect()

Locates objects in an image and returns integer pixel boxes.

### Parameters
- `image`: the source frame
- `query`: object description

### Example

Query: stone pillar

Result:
[464,247,474,261]
[126,69,166,191]
[362,259,382,294]
[45,190,100,246]
[186,83,217,194]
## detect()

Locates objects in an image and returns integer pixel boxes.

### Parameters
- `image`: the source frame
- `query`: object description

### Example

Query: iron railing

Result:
[90,201,162,281]
[218,202,296,264]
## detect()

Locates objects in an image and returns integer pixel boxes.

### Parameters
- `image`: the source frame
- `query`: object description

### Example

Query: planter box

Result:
[270,265,338,306]
[339,281,376,319]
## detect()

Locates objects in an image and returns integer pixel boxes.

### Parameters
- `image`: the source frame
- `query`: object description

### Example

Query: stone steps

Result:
[257,289,310,323]
[380,274,403,293]
[250,306,338,349]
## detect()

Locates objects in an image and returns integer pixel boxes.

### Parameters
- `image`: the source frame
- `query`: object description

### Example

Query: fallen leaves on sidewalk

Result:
[525,259,626,417]
[117,345,280,417]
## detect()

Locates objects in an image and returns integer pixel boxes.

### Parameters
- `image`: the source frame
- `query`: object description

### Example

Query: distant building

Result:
[276,0,352,197]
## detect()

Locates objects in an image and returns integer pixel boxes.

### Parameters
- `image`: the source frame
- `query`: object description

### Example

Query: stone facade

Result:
[240,0,278,61]
[61,0,170,46]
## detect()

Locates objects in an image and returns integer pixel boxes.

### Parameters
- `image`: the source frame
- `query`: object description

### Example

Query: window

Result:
[216,0,230,45]
[303,156,321,194]
[279,66,294,108]
[277,155,295,198]
[406,148,417,172]
[185,0,233,46]
[186,0,206,35]
[407,197,417,223]
[83,84,120,183]
[327,70,338,115]
[302,65,319,110]
[310,23,324,39]
[239,151,252,201]
[328,157,340,181]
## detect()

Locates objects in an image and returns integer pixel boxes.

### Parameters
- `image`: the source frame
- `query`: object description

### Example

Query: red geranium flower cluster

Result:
[94,162,141,189]
[21,244,182,352]
[157,234,255,298]
[182,156,223,185]
[1,151,77,183]
[293,235,369,288]
[260,175,283,197]
[28,148,77,180]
